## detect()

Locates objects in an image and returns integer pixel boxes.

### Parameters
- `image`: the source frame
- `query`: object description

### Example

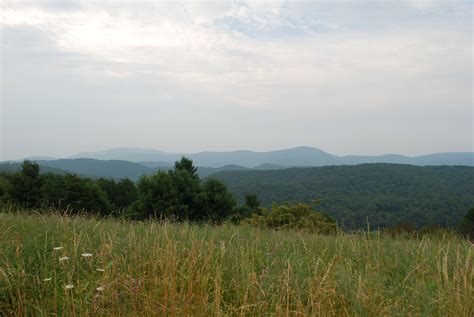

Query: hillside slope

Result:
[35,159,156,180]
[0,163,72,175]
[212,164,474,229]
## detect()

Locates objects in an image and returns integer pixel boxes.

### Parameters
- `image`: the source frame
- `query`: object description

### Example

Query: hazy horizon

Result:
[3,144,474,162]
[1,0,473,161]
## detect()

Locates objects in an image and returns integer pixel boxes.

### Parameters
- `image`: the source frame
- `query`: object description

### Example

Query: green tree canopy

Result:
[97,178,137,212]
[460,208,474,241]
[198,178,236,222]
[134,157,235,221]
[8,161,41,208]
[174,157,199,179]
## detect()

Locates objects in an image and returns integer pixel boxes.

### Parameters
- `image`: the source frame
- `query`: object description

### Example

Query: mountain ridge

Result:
[67,147,474,167]
[7,146,474,167]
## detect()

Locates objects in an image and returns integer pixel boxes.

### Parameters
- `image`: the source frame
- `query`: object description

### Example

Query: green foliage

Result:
[40,173,69,208]
[245,202,338,234]
[384,222,457,239]
[41,173,111,215]
[386,221,417,237]
[1,212,472,315]
[459,208,474,241]
[231,194,261,223]
[2,159,472,232]
[198,178,236,222]
[174,156,199,178]
[134,158,235,221]
[245,193,260,210]
[418,224,446,236]
[212,164,474,229]
[8,161,42,208]
[134,170,188,219]
[1,158,235,222]
[0,175,12,203]
[96,178,137,211]
[21,160,40,178]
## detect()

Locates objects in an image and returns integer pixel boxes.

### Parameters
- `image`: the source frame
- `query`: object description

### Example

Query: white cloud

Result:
[1,0,472,159]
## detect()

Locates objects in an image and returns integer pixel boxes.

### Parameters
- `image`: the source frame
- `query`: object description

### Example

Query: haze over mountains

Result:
[60,146,474,167]
[1,146,471,181]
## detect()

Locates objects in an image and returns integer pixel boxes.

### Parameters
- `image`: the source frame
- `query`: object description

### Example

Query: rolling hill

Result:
[1,159,265,180]
[0,162,72,175]
[211,164,474,229]
[34,159,158,180]
[2,159,473,230]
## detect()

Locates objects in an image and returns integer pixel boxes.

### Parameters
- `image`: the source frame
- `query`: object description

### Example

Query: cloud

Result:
[1,0,472,159]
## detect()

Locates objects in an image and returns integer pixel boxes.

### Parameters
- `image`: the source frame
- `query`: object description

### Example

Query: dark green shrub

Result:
[244,202,337,234]
[460,208,474,241]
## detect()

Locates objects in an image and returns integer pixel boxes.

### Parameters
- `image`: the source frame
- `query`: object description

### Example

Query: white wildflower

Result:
[64,284,74,289]
[43,277,52,282]
[96,286,104,291]
[81,253,93,258]
[59,256,69,261]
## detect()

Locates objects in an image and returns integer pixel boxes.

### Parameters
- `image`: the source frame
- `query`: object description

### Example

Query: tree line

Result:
[0,159,334,229]
[0,159,472,239]
[0,158,232,221]
[211,164,474,229]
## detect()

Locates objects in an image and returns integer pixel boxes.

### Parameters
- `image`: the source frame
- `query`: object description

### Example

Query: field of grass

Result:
[0,212,472,316]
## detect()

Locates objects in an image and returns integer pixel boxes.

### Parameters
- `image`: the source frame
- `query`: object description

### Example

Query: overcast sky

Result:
[1,0,472,160]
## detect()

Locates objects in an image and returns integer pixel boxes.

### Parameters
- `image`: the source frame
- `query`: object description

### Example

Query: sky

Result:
[1,0,472,160]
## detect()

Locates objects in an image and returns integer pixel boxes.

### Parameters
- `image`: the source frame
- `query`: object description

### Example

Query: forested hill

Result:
[211,164,474,230]
[0,160,256,179]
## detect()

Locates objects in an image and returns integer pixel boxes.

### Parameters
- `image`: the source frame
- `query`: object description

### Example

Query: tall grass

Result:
[0,211,472,316]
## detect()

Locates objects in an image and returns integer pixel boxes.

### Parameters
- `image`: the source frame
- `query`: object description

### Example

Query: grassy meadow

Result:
[0,211,472,316]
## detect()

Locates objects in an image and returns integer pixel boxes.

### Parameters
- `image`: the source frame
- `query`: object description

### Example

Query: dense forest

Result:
[1,160,473,232]
[212,164,474,229]
[0,159,274,180]
[0,159,239,222]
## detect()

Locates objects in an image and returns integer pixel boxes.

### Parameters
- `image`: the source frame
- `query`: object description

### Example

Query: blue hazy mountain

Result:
[0,159,256,180]
[0,162,71,175]
[67,146,473,167]
[35,159,156,180]
[70,147,182,162]
[5,148,472,178]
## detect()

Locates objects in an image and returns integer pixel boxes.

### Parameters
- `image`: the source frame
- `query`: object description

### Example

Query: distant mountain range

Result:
[53,146,474,167]
[2,147,471,180]
[0,159,281,180]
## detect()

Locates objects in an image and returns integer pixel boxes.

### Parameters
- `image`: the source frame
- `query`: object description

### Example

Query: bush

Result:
[386,221,417,237]
[418,224,451,238]
[245,202,338,234]
[231,194,261,224]
[460,208,474,241]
